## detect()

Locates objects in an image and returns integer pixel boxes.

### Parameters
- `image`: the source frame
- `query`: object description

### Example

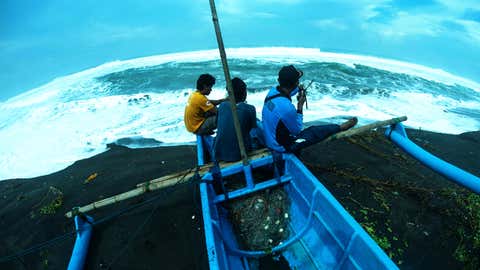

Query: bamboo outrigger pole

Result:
[65,116,407,218]
[208,0,249,166]
[65,149,272,218]
[325,116,407,142]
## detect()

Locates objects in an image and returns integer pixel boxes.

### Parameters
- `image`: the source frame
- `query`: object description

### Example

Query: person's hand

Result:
[297,86,306,104]
[296,86,306,112]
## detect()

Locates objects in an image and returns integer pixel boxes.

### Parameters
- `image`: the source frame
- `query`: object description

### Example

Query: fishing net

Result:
[227,187,291,251]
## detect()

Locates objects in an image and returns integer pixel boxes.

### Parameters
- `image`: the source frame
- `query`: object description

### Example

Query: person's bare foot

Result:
[340,117,358,131]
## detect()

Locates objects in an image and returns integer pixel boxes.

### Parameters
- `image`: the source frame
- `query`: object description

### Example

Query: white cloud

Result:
[217,0,303,15]
[357,1,479,46]
[362,4,382,20]
[312,19,348,31]
[211,0,478,46]
[360,1,392,20]
[436,0,480,13]
[455,19,480,43]
[218,1,245,15]
[365,12,444,39]
[327,0,392,20]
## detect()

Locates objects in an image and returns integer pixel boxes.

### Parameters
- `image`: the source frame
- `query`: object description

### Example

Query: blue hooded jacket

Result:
[261,87,303,152]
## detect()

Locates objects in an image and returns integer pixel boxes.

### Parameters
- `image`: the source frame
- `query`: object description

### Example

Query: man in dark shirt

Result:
[213,77,257,162]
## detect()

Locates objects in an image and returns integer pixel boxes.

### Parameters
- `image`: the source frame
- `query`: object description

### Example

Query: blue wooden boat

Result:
[203,3,397,268]
[198,120,480,270]
[197,134,399,270]
[62,121,480,269]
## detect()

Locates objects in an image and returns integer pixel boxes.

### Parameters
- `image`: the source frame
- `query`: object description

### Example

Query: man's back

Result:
[214,101,256,162]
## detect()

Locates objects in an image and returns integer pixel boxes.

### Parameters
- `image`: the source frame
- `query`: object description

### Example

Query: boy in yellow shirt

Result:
[184,74,226,135]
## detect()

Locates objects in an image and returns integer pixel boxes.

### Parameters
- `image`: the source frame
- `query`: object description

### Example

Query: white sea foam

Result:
[0,92,195,180]
[1,47,479,180]
[247,90,480,134]
[1,85,479,180]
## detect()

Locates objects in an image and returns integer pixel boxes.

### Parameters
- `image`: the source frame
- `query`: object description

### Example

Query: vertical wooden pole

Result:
[208,0,249,166]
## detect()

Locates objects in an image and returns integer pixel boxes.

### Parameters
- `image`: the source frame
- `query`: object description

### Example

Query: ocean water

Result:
[0,47,479,180]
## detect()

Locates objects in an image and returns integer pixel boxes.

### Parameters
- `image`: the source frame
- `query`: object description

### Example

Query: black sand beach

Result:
[0,128,479,270]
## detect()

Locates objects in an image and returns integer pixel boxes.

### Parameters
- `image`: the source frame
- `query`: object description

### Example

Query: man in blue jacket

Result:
[262,65,357,155]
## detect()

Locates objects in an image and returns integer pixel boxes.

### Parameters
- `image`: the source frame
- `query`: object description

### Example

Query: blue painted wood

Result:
[67,215,94,270]
[199,149,398,269]
[386,123,480,194]
[213,176,291,203]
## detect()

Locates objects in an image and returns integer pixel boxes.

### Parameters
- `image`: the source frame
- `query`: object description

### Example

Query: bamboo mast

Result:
[65,116,407,218]
[208,0,249,166]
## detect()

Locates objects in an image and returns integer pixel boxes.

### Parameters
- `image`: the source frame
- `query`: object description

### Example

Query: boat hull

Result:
[200,153,398,270]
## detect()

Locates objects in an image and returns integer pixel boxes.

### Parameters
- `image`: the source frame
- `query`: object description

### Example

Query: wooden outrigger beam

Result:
[65,149,271,218]
[65,116,407,218]
[325,116,407,142]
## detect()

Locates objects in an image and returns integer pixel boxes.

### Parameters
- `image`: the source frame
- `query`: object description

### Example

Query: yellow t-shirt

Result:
[184,91,215,132]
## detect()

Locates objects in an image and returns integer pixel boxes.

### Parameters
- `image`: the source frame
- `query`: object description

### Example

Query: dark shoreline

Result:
[0,128,479,269]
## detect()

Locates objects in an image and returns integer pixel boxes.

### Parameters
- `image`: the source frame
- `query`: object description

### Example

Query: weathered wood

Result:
[65,116,407,218]
[65,187,145,218]
[135,148,271,188]
[65,149,271,218]
[209,0,250,166]
[325,116,407,142]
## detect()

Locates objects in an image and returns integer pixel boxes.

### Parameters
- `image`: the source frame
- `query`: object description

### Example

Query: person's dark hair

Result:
[196,74,216,90]
[232,77,247,103]
[278,65,303,88]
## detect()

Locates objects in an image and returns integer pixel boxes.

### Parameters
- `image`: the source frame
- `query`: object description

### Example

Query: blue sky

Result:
[1,0,479,101]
